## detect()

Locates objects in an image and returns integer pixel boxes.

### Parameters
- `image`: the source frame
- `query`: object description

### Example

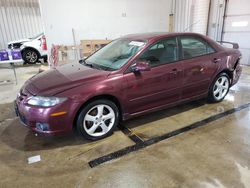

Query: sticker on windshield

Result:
[129,41,145,47]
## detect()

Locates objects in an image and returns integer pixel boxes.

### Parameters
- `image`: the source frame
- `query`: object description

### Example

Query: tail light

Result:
[41,35,47,50]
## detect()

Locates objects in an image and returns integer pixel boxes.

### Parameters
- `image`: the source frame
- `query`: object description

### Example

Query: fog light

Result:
[36,122,49,131]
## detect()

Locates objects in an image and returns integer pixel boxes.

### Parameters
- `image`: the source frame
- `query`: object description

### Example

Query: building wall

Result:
[39,0,171,48]
[0,0,43,49]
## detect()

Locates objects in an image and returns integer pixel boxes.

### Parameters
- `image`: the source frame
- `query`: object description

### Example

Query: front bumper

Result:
[15,91,79,136]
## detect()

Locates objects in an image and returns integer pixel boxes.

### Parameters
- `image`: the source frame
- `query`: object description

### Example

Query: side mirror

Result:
[131,60,151,72]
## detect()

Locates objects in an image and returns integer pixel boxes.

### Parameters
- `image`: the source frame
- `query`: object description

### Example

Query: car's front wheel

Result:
[76,99,119,140]
[22,49,39,64]
[208,73,230,102]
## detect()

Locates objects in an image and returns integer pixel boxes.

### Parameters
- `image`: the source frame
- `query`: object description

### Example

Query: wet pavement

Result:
[0,65,250,187]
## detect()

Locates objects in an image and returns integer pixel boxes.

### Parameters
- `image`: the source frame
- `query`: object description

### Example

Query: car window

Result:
[150,43,164,50]
[180,37,215,59]
[85,39,146,71]
[139,37,178,67]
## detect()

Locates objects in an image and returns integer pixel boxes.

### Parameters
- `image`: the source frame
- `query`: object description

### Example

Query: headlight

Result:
[27,96,67,107]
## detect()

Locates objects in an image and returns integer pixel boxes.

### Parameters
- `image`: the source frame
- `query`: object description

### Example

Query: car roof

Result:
[121,32,223,51]
[122,32,205,40]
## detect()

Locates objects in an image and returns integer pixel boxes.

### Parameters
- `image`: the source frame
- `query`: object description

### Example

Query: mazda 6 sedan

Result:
[15,32,242,140]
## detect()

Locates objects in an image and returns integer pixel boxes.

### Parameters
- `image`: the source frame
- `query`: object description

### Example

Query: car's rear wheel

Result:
[22,49,39,64]
[208,73,230,102]
[76,99,119,140]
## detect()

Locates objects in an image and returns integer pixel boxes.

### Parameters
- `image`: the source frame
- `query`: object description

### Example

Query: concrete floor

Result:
[0,64,250,188]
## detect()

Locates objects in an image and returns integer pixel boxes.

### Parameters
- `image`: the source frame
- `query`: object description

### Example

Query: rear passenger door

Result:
[179,36,219,99]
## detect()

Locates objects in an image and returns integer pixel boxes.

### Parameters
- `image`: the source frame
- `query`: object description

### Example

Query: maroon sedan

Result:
[15,32,242,140]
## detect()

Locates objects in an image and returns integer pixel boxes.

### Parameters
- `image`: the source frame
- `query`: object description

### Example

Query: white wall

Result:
[39,0,171,48]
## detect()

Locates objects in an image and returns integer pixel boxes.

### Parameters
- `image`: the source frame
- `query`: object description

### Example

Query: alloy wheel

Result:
[25,51,38,63]
[213,75,229,100]
[83,104,115,137]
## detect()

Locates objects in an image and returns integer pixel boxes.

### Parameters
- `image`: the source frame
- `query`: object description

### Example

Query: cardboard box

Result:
[80,40,112,58]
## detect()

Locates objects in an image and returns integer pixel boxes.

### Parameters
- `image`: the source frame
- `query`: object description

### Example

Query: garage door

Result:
[191,0,210,34]
[223,0,250,65]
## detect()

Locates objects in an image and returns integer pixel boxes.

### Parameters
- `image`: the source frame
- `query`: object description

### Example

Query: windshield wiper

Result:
[79,59,85,64]
[80,59,114,71]
[80,59,93,68]
[92,63,108,70]
[84,63,93,68]
[84,62,102,70]
[92,63,115,71]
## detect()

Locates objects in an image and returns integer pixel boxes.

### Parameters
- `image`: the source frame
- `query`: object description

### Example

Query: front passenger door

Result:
[123,37,183,114]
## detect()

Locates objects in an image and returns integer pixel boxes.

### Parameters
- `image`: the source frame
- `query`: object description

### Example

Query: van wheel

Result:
[208,73,230,103]
[22,49,39,64]
[76,100,119,140]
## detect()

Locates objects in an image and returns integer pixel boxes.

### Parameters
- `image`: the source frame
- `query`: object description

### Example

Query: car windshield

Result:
[85,39,146,71]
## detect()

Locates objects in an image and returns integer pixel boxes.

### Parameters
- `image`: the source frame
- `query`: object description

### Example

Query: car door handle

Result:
[170,68,178,74]
[213,58,221,63]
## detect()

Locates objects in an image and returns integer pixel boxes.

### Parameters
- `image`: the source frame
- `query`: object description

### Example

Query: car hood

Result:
[8,38,30,45]
[24,63,110,96]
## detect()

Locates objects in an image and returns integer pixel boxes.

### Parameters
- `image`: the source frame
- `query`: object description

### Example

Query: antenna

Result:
[183,20,201,32]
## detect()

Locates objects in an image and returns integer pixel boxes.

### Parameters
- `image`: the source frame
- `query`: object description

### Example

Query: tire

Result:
[22,49,39,64]
[208,73,230,103]
[76,99,119,140]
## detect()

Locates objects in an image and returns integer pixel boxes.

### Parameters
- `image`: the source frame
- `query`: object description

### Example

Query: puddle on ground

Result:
[198,161,250,188]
